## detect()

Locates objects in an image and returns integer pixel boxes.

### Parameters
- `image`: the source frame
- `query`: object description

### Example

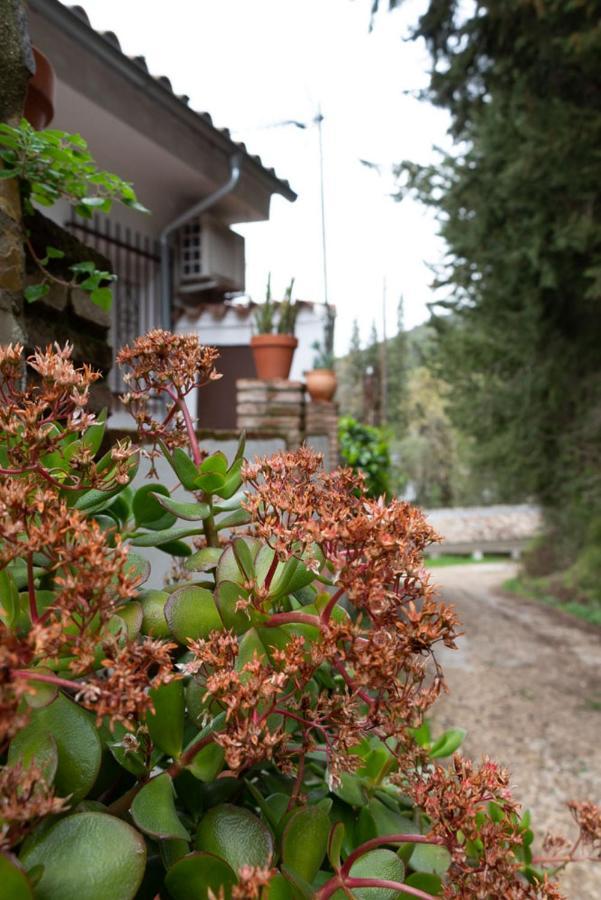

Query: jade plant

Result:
[0,332,599,899]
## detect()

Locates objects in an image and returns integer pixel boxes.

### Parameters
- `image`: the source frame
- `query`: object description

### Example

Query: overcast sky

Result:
[76,0,450,354]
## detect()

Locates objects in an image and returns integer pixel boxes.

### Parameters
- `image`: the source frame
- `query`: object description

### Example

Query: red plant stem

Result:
[332,657,376,708]
[345,879,435,899]
[320,588,344,623]
[341,833,443,876]
[167,733,214,776]
[264,553,279,591]
[13,669,81,692]
[264,611,322,628]
[167,387,201,466]
[26,554,39,624]
[316,876,435,900]
[287,751,306,811]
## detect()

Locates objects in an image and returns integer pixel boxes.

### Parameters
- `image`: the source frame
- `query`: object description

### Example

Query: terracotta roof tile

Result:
[65,3,295,200]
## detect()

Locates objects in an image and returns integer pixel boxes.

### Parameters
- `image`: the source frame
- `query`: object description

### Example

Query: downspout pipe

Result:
[159,153,243,330]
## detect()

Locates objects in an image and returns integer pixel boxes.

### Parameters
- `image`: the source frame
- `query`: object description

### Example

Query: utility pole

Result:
[380,277,388,425]
[316,107,329,307]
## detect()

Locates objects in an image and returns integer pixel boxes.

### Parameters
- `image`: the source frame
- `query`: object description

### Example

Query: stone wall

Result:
[236,378,339,469]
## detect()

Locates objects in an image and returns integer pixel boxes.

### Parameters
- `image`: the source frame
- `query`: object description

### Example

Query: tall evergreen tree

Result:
[393,0,601,575]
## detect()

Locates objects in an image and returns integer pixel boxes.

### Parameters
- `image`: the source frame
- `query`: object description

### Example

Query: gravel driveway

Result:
[432,562,601,898]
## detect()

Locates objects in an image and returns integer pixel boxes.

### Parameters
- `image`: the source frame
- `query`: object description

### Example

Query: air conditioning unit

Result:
[177,214,245,294]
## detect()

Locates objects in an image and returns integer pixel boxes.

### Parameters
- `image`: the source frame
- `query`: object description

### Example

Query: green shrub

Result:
[338,416,391,498]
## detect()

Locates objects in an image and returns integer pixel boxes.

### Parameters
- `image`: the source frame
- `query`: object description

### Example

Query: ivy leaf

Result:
[45,246,65,259]
[90,287,113,311]
[24,284,49,303]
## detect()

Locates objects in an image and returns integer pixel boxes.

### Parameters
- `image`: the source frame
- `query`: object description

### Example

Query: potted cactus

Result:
[251,275,299,380]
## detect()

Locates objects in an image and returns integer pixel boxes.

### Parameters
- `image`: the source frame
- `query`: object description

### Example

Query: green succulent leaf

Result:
[429,728,466,759]
[139,589,170,637]
[186,740,225,783]
[130,774,190,840]
[132,484,177,531]
[165,851,237,900]
[215,581,251,634]
[232,538,255,581]
[146,680,185,758]
[281,802,331,883]
[8,730,58,785]
[164,586,224,643]
[186,546,224,572]
[130,525,202,547]
[0,567,22,628]
[10,693,101,803]
[19,812,146,900]
[214,458,244,499]
[216,538,260,584]
[0,853,34,899]
[162,445,201,491]
[341,848,406,899]
[327,821,345,870]
[153,494,211,521]
[199,452,228,475]
[409,843,451,876]
[195,804,274,873]
[400,872,443,896]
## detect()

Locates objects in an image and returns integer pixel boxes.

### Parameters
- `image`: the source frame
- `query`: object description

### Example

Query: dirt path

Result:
[432,562,601,899]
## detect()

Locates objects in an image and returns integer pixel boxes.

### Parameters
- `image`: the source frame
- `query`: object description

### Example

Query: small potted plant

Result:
[306,304,337,402]
[250,275,299,380]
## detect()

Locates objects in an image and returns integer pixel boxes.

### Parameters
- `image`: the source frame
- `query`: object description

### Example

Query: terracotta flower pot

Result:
[306,368,337,403]
[24,47,55,131]
[251,334,298,380]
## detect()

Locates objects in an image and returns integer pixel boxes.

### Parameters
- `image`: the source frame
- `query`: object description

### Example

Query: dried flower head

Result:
[77,637,177,729]
[0,342,134,490]
[0,763,69,849]
[117,330,221,452]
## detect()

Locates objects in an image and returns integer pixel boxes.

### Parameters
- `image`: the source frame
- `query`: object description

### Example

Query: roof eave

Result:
[27,0,297,203]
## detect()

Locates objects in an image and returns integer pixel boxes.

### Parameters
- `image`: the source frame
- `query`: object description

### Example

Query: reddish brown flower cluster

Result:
[76,637,177,729]
[243,447,450,627]
[186,632,311,773]
[568,801,601,857]
[0,342,134,490]
[117,330,221,451]
[407,756,563,899]
[0,480,136,673]
[0,627,36,746]
[0,762,69,849]
[239,448,458,775]
[231,866,277,899]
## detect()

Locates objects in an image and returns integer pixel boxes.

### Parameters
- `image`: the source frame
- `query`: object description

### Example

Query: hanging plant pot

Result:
[306,368,337,403]
[24,47,55,131]
[251,334,298,380]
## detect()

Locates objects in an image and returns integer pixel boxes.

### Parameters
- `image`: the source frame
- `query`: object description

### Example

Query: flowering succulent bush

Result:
[1,332,599,899]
